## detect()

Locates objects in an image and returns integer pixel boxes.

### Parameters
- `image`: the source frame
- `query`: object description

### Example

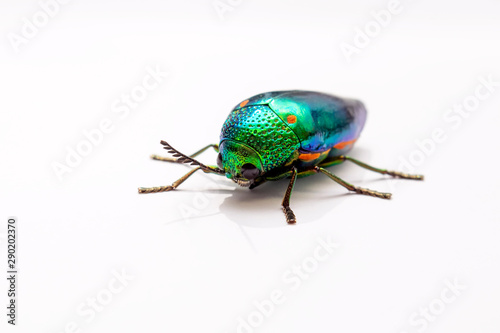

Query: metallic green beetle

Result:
[139,90,423,224]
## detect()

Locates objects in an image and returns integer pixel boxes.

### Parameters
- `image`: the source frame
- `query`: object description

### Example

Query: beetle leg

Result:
[315,166,392,199]
[281,167,298,224]
[336,156,424,180]
[150,144,219,163]
[138,167,202,194]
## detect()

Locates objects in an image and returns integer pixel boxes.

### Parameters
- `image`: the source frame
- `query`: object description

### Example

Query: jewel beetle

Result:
[138,90,423,224]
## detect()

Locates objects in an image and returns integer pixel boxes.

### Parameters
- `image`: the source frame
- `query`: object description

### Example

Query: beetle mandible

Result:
[138,90,423,224]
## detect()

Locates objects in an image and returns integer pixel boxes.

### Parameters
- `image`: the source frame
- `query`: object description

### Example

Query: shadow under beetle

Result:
[138,90,423,224]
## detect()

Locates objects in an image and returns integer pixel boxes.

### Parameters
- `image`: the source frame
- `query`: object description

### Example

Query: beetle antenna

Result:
[160,140,224,174]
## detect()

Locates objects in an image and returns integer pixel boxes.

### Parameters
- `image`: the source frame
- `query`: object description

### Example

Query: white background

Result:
[1,0,500,332]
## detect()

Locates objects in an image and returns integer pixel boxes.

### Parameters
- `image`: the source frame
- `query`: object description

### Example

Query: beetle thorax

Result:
[220,105,300,173]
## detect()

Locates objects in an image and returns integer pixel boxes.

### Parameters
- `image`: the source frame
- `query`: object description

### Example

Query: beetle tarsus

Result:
[139,167,203,194]
[138,185,175,194]
[282,206,297,224]
[385,170,424,180]
[338,156,424,181]
[353,186,392,199]
[150,154,179,163]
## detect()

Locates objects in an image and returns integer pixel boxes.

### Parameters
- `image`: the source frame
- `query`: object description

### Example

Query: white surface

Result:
[1,0,500,332]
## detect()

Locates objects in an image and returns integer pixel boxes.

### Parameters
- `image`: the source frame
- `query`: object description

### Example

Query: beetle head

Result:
[217,140,263,187]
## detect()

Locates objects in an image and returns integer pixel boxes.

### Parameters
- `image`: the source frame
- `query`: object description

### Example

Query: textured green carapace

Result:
[219,90,366,181]
[219,104,300,176]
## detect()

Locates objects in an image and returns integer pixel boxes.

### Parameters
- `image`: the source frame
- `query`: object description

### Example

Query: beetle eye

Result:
[241,163,260,180]
[217,153,223,169]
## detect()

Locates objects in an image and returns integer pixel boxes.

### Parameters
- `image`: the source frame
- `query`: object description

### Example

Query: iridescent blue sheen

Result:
[233,90,366,153]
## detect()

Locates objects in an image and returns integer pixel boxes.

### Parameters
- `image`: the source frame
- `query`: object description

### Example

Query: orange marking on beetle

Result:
[334,139,357,149]
[286,115,297,124]
[299,152,321,161]
[239,100,249,107]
